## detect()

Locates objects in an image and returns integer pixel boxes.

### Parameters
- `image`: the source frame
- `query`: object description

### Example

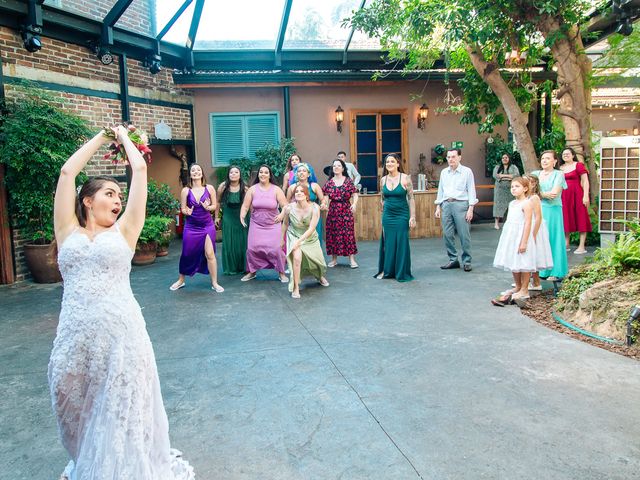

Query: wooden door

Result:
[350,109,408,193]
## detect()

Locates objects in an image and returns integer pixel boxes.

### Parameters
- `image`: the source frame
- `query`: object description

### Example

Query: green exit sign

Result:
[451,141,464,149]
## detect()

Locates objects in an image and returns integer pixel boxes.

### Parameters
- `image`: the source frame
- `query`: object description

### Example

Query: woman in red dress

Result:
[322,158,359,268]
[560,147,592,254]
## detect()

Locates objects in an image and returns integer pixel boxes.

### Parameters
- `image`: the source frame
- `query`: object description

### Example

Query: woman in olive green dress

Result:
[282,184,329,298]
[375,154,416,282]
[215,166,249,275]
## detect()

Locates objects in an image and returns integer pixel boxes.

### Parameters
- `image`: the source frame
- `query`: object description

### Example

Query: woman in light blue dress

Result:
[531,150,568,279]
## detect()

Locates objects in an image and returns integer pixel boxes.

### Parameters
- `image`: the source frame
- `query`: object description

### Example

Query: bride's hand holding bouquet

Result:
[102,124,152,165]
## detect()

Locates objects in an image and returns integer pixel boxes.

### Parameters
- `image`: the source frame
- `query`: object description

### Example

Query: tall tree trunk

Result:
[539,18,598,201]
[465,44,538,172]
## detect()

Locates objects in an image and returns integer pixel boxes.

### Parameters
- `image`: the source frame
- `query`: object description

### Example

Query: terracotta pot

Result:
[132,241,157,266]
[156,243,169,257]
[23,242,62,283]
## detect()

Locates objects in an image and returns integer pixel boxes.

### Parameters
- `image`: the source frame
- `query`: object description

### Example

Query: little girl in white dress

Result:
[526,175,554,290]
[493,176,537,306]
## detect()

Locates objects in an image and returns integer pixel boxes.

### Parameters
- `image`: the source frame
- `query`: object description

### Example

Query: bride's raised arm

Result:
[54,130,110,245]
[117,126,147,249]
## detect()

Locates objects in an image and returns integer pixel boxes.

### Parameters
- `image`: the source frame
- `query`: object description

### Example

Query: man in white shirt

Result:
[434,148,478,271]
[337,151,361,189]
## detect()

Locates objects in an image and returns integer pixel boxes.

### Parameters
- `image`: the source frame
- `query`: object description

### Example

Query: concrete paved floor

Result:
[1,224,639,480]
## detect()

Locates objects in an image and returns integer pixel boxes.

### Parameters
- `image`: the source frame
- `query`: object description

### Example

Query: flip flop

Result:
[350,262,359,269]
[212,285,225,293]
[169,282,185,291]
[327,260,338,267]
[318,278,330,287]
[241,273,256,282]
[291,291,301,299]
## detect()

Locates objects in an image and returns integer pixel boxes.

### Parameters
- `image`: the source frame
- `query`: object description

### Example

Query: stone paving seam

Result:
[274,284,426,480]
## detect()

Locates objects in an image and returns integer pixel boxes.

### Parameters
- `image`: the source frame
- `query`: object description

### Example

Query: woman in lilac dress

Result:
[240,165,289,282]
[170,163,224,292]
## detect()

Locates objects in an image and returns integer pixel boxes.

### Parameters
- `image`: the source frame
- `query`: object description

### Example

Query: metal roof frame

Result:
[0,0,637,81]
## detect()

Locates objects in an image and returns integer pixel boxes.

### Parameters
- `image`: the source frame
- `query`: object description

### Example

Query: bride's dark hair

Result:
[75,176,119,227]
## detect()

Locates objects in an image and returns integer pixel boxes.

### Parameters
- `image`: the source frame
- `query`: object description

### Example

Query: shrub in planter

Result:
[133,215,172,266]
[0,85,91,282]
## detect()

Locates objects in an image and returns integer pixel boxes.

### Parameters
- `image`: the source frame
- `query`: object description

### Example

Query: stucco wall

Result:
[193,83,507,191]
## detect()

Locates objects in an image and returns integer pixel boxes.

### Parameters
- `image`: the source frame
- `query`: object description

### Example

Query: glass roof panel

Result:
[283,0,361,49]
[193,0,287,50]
[114,0,155,37]
[153,0,196,45]
[43,0,120,23]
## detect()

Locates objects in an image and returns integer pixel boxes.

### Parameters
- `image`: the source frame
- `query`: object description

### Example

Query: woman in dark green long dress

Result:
[375,154,416,282]
[215,166,249,275]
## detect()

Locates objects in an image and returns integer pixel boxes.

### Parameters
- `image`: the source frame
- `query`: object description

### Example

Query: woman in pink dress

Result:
[240,165,289,282]
[560,147,592,254]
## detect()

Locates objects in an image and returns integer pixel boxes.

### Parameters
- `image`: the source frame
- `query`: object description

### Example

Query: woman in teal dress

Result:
[375,154,416,282]
[282,184,329,298]
[287,163,325,244]
[532,150,568,279]
[215,165,249,275]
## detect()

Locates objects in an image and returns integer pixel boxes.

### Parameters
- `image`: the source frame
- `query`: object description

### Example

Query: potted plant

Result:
[132,215,172,265]
[0,84,91,283]
[146,180,179,256]
[254,136,297,184]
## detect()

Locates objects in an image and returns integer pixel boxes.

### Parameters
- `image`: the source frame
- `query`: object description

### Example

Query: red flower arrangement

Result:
[103,124,152,165]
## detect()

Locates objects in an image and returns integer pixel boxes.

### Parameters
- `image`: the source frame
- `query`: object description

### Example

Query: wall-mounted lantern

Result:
[335,106,344,133]
[417,103,429,130]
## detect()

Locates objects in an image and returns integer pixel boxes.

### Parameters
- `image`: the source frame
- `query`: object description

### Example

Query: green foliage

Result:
[138,215,172,245]
[146,180,179,219]
[347,0,603,154]
[596,23,640,69]
[214,166,230,186]
[594,233,640,270]
[0,85,92,243]
[485,135,523,176]
[535,114,566,158]
[557,261,617,310]
[254,137,297,178]
[231,137,297,182]
[621,217,640,240]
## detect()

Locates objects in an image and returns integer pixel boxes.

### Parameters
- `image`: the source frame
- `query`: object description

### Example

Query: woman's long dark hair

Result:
[286,153,301,171]
[382,154,404,176]
[252,164,276,186]
[561,147,578,165]
[497,153,512,174]
[328,158,349,180]
[75,176,119,227]
[220,165,246,204]
[187,163,207,189]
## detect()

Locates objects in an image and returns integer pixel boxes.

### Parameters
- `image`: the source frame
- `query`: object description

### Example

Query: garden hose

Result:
[551,311,624,345]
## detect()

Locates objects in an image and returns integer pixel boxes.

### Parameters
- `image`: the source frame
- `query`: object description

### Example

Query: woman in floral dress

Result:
[323,158,359,268]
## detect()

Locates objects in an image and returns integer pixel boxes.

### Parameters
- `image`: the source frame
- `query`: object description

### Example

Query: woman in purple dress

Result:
[240,165,289,282]
[170,163,224,292]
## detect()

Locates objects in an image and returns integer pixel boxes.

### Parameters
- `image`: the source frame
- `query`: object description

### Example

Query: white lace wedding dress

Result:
[48,226,195,480]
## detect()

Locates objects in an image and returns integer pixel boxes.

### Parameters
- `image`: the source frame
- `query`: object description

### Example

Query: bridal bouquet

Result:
[103,124,153,164]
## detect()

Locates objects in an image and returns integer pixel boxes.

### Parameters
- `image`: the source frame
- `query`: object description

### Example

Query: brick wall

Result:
[1,25,193,282]
[47,0,154,36]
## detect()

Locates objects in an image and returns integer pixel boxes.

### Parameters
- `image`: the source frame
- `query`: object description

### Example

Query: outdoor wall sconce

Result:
[335,106,344,133]
[417,104,429,130]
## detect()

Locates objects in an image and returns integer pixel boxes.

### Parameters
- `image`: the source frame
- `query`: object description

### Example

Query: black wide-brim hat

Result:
[323,165,332,177]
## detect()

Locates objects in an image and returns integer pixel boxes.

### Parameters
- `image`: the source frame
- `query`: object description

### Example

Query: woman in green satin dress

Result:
[375,154,416,282]
[282,184,329,298]
[215,166,249,275]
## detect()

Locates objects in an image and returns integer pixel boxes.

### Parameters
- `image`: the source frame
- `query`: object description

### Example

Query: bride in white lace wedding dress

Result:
[49,126,194,480]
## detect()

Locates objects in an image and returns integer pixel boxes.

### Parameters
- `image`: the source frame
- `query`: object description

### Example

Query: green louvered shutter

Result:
[246,115,279,160]
[211,115,245,166]
[211,113,280,166]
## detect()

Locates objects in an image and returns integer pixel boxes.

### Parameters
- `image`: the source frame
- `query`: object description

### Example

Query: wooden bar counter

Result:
[353,191,441,241]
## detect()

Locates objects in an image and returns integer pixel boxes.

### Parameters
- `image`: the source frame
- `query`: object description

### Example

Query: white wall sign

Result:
[154,121,172,140]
